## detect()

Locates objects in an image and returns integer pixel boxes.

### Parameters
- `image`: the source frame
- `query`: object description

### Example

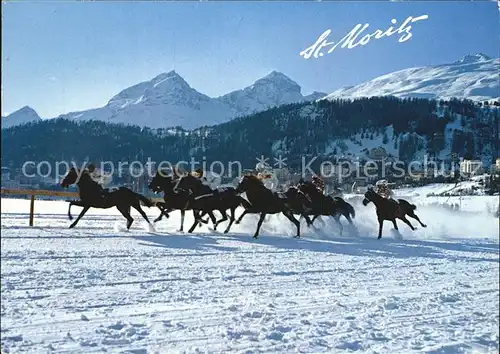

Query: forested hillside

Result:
[2,97,498,172]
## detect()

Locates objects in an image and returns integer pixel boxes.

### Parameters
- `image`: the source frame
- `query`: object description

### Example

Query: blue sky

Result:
[2,1,498,118]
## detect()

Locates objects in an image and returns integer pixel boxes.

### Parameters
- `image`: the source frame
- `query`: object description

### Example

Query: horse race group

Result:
[60,164,427,239]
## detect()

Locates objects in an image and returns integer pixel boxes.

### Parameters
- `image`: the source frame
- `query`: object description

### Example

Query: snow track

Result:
[1,198,499,353]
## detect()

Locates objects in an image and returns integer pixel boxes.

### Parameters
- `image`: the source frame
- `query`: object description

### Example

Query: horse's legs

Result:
[400,216,415,231]
[333,214,343,236]
[154,211,164,223]
[343,210,353,224]
[214,210,228,230]
[224,207,236,234]
[132,203,151,225]
[198,211,209,225]
[68,201,74,220]
[392,219,399,231]
[179,209,185,232]
[407,211,427,227]
[116,204,134,229]
[68,200,86,220]
[154,203,169,223]
[235,209,249,224]
[188,210,199,233]
[298,208,313,227]
[253,213,267,239]
[69,206,90,229]
[207,211,217,229]
[377,218,384,239]
[283,210,301,238]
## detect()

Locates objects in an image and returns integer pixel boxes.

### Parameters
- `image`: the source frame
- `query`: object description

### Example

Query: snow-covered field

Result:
[1,195,499,354]
[393,184,500,215]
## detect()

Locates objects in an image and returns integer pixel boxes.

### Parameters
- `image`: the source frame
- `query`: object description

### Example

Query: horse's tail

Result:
[238,196,252,210]
[135,192,155,207]
[346,202,355,219]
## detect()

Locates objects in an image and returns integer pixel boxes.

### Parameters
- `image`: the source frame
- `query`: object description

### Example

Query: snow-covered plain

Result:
[1,195,499,354]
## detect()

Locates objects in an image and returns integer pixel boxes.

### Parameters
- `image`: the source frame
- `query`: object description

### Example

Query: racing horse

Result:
[235,185,314,227]
[362,187,427,239]
[235,175,305,239]
[61,167,155,230]
[148,170,211,232]
[174,173,252,234]
[297,180,356,234]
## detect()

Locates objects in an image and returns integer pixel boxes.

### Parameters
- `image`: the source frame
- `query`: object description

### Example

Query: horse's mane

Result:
[300,180,317,189]
[74,169,101,187]
[365,187,381,198]
[243,174,263,184]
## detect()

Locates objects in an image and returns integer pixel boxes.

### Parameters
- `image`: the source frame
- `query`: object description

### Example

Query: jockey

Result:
[255,161,269,180]
[86,163,112,199]
[254,162,269,181]
[192,168,211,186]
[311,174,325,194]
[375,179,394,199]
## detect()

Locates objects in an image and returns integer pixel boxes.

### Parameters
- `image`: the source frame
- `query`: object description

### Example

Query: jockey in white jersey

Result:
[255,161,278,191]
[86,163,112,198]
[375,179,394,199]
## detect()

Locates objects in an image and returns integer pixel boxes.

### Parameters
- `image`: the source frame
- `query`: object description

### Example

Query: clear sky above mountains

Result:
[2,1,498,118]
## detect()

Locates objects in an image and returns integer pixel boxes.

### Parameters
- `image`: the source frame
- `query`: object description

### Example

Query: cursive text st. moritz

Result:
[300,15,429,59]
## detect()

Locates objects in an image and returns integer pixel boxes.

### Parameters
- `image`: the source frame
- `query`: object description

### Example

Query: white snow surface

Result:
[1,195,499,354]
[324,54,500,102]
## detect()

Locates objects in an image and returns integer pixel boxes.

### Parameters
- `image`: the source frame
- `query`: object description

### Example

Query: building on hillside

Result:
[367,147,388,161]
[460,159,483,176]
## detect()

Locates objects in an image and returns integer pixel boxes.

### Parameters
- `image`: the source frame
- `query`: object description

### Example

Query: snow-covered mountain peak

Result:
[456,53,491,64]
[107,70,201,112]
[151,70,190,89]
[214,71,306,118]
[17,106,38,114]
[152,70,180,81]
[254,71,301,92]
[325,53,499,102]
[2,105,41,129]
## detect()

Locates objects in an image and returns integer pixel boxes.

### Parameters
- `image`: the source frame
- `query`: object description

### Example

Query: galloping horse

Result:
[148,170,209,232]
[61,167,155,230]
[235,175,304,239]
[362,187,427,239]
[174,174,252,234]
[235,185,314,227]
[297,180,356,234]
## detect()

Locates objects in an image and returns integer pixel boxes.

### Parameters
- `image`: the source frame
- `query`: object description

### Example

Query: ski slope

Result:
[1,196,499,354]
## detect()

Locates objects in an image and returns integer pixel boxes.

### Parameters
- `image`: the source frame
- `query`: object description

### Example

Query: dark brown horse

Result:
[235,175,303,239]
[362,187,427,239]
[174,174,252,234]
[297,180,355,234]
[61,167,155,230]
[148,170,210,232]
